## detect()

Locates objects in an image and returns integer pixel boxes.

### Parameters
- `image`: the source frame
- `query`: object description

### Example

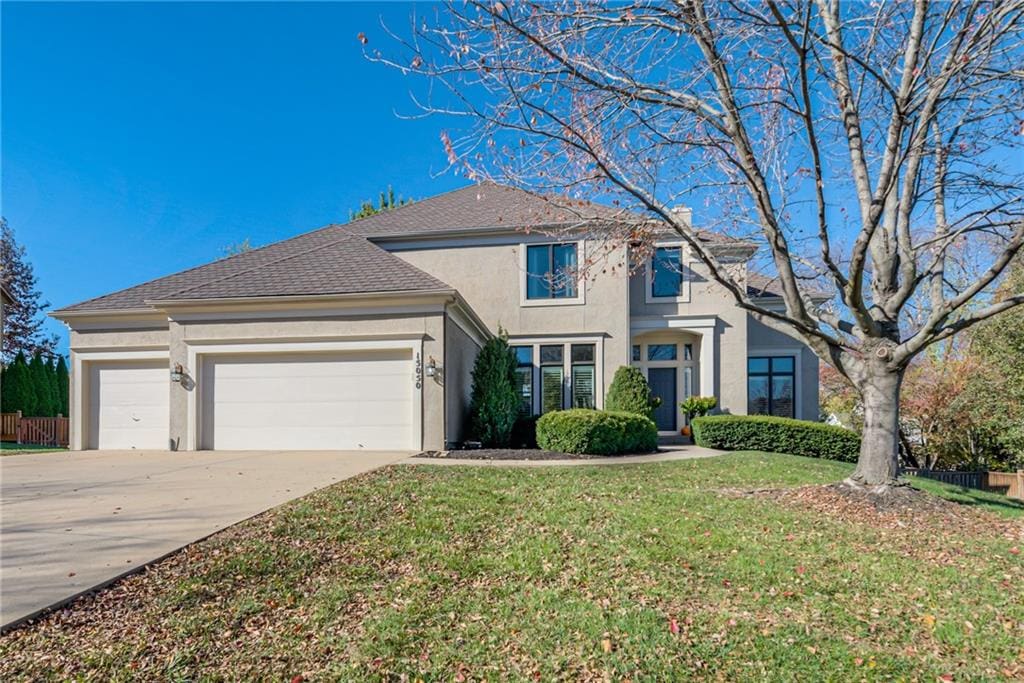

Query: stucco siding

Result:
[444,312,481,446]
[392,239,630,402]
[629,260,748,415]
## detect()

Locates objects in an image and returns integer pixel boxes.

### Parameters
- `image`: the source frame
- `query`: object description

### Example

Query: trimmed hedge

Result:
[691,415,860,462]
[536,409,658,456]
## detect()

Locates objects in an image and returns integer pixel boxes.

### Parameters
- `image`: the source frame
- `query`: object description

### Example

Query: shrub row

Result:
[536,409,658,456]
[692,414,860,462]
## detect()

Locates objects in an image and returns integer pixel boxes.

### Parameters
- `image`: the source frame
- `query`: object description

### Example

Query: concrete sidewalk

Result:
[0,449,409,630]
[399,444,724,467]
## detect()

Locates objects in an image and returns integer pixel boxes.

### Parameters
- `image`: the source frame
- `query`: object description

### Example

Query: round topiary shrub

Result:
[604,366,661,419]
[536,409,658,455]
[691,414,860,462]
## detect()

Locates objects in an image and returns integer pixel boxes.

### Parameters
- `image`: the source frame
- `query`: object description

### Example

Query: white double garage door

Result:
[88,349,416,451]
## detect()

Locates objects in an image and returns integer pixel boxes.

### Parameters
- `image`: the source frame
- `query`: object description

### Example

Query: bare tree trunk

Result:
[848,367,905,490]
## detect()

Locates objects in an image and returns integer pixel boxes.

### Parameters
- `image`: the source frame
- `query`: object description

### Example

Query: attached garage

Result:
[88,360,170,450]
[197,350,415,451]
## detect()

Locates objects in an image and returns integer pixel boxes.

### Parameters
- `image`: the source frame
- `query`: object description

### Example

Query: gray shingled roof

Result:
[348,182,742,245]
[54,224,449,313]
[156,233,448,302]
[347,182,627,238]
[55,182,750,314]
[748,271,832,301]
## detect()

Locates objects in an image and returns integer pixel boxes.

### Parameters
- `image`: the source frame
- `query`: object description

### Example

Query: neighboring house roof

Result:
[747,271,832,301]
[54,182,755,315]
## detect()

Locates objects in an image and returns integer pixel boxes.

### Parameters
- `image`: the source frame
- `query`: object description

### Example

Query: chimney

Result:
[669,205,692,228]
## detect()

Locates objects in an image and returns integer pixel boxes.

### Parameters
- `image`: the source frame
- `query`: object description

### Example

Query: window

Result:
[632,344,641,362]
[526,243,578,299]
[748,356,795,418]
[570,344,596,409]
[651,246,683,298]
[513,341,601,415]
[540,345,564,413]
[683,343,693,361]
[647,344,677,361]
[512,346,533,416]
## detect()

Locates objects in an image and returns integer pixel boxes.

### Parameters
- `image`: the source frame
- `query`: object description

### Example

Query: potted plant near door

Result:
[679,396,718,441]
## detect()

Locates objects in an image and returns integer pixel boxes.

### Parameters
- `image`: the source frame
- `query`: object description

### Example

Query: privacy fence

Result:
[1,411,70,447]
[904,468,1024,501]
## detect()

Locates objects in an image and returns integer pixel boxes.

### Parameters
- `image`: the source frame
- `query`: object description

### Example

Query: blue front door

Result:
[648,367,677,432]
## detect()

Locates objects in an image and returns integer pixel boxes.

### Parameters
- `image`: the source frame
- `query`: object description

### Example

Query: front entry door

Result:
[648,367,677,432]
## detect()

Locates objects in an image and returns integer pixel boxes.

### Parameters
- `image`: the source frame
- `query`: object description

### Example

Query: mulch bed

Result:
[414,448,657,461]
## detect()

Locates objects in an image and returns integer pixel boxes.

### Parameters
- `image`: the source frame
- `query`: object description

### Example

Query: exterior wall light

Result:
[170,363,185,383]
[425,356,439,377]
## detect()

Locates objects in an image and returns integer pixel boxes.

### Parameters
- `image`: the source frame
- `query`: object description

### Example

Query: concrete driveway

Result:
[0,449,409,630]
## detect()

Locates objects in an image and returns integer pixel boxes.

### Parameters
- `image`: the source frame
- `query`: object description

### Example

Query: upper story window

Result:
[526,243,578,300]
[645,244,690,303]
[651,247,683,298]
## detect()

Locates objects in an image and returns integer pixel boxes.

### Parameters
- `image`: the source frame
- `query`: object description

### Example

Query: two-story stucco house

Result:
[52,183,822,452]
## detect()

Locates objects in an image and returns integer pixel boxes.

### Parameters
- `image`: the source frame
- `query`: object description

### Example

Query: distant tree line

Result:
[1,351,69,417]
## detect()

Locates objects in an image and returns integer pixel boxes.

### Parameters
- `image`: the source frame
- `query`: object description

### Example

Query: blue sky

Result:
[2,1,462,352]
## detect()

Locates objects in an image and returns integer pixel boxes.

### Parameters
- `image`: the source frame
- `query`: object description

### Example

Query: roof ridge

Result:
[157,228,359,300]
[341,181,492,230]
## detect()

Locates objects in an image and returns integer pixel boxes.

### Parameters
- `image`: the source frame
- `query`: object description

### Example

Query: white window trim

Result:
[507,335,604,413]
[644,241,692,304]
[519,240,586,307]
[747,346,802,419]
[70,347,170,451]
[184,337,424,451]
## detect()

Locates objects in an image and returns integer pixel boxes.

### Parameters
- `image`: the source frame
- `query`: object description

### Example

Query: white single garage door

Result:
[88,361,170,450]
[199,350,415,451]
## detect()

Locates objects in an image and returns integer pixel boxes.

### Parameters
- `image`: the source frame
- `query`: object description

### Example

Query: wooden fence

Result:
[0,411,70,447]
[905,468,1024,501]
[987,471,1024,500]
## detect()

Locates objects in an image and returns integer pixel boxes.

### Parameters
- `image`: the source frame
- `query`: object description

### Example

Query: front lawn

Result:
[2,452,1021,680]
[0,442,67,456]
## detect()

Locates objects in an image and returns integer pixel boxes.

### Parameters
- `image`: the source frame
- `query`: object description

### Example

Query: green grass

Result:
[0,441,67,456]
[1,452,1021,681]
[910,473,1024,518]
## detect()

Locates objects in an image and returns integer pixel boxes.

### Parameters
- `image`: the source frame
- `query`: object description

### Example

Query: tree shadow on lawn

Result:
[908,480,1024,516]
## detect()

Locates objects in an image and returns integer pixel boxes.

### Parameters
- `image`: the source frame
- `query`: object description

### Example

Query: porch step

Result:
[658,435,692,446]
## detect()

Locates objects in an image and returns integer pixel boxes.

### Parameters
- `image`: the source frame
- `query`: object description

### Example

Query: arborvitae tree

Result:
[468,331,520,447]
[2,351,35,415]
[46,357,61,416]
[0,364,11,413]
[55,355,70,416]
[28,351,54,416]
